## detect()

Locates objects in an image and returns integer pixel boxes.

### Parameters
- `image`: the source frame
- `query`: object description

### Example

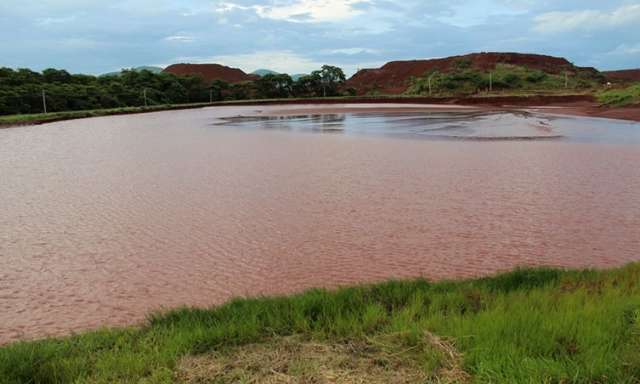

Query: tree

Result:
[293,72,322,97]
[311,65,346,97]
[210,80,229,101]
[255,74,293,99]
[42,68,72,83]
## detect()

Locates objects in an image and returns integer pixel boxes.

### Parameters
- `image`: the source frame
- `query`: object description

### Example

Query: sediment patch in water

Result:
[217,110,566,141]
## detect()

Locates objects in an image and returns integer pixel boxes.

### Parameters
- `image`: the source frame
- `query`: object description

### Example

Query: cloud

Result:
[215,2,253,13]
[217,0,371,23]
[1,0,638,74]
[533,4,640,33]
[607,43,640,56]
[35,15,76,26]
[322,47,381,55]
[164,34,196,43]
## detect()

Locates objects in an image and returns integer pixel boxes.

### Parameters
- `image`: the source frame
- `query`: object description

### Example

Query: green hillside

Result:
[406,63,605,96]
[251,69,279,77]
[251,70,308,80]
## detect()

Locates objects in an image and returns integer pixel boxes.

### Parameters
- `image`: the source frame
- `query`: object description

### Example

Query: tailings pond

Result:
[1,104,639,343]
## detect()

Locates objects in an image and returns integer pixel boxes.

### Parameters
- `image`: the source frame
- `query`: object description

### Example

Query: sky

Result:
[0,0,639,76]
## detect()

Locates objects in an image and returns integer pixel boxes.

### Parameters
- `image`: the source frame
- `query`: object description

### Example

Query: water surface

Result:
[220,109,640,142]
[1,104,639,343]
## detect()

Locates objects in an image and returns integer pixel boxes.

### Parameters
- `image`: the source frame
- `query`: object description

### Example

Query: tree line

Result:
[0,65,350,115]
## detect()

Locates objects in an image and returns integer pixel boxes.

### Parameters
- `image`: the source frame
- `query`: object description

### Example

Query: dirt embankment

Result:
[163,63,258,83]
[218,95,595,107]
[212,94,640,121]
[603,69,640,83]
[346,52,599,95]
[536,102,640,122]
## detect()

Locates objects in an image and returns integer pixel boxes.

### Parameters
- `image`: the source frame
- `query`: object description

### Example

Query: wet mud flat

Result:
[220,104,640,142]
[1,104,639,344]
[219,108,562,140]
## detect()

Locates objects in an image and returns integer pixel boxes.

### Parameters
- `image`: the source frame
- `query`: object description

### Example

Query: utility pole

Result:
[143,88,148,107]
[565,72,568,89]
[42,89,47,114]
[428,74,433,96]
[489,72,493,93]
[209,88,213,103]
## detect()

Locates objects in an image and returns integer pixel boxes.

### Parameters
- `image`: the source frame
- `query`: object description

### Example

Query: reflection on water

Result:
[219,110,640,143]
[0,104,639,344]
[227,114,349,133]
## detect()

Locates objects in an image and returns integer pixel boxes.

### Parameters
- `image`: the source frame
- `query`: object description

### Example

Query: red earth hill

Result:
[346,52,599,95]
[603,69,640,83]
[163,63,258,83]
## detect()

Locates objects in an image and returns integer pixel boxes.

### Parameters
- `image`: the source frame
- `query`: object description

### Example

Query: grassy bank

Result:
[0,103,215,127]
[598,84,640,107]
[1,264,639,383]
[0,97,378,127]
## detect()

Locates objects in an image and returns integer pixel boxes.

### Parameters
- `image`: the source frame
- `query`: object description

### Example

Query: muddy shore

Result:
[253,98,640,123]
[531,102,640,121]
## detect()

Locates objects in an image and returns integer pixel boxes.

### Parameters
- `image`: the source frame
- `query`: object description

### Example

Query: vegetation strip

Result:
[597,84,640,107]
[1,263,639,383]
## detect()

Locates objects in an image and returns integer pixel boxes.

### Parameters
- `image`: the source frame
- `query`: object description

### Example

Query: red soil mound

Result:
[346,52,598,95]
[603,69,640,83]
[164,63,258,83]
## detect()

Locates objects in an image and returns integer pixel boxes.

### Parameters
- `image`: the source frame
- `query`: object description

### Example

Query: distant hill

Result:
[252,70,309,81]
[251,69,279,77]
[346,52,601,95]
[101,66,164,77]
[163,63,258,83]
[603,69,640,83]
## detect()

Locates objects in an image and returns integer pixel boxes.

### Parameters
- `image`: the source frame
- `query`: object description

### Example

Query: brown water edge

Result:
[1,104,639,344]
[2,96,639,130]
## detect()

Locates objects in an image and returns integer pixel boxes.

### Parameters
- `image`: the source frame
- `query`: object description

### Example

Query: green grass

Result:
[0,103,214,126]
[598,84,640,107]
[407,64,604,97]
[1,263,639,383]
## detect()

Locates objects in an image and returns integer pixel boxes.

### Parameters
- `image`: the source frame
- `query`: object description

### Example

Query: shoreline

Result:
[1,262,639,383]
[1,95,639,128]
[0,261,636,347]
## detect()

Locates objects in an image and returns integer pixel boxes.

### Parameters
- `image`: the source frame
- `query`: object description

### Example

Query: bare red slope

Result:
[603,69,640,83]
[163,63,258,83]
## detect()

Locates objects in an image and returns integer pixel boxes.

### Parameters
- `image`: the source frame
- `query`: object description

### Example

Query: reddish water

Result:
[1,104,639,344]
